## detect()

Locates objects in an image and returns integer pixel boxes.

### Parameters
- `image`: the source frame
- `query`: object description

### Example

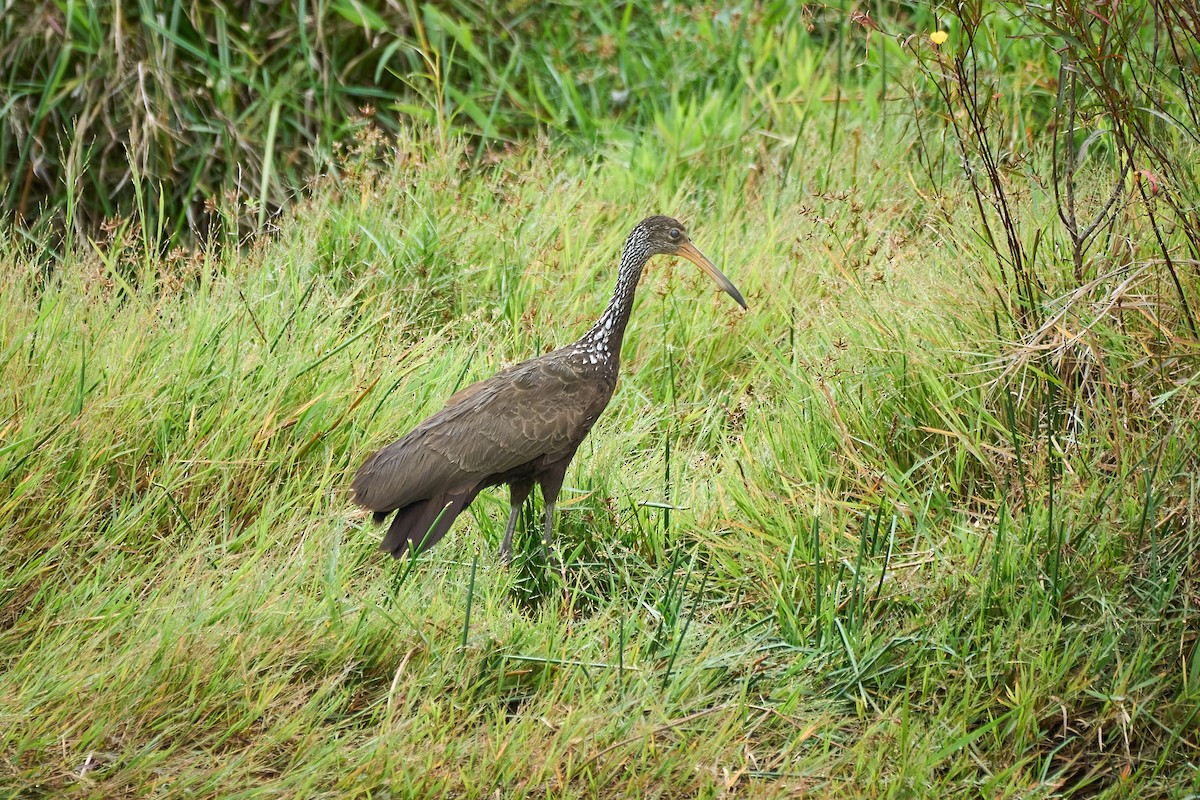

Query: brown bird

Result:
[352,215,746,563]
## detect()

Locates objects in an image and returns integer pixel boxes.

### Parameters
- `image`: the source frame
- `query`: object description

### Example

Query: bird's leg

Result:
[499,505,520,566]
[539,468,568,565]
[501,481,533,565]
[542,499,556,562]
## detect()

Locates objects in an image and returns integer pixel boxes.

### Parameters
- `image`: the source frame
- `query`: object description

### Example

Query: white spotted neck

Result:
[571,226,652,374]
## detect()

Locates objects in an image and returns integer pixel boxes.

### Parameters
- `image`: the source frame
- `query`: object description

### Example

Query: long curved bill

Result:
[677,242,748,310]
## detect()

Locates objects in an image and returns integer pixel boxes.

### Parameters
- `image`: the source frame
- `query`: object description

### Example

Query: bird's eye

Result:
[668,228,681,241]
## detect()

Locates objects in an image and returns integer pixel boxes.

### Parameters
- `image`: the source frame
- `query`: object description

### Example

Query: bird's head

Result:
[633,215,747,310]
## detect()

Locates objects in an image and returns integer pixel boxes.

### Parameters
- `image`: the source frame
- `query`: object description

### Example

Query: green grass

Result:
[3,124,1198,796]
[2,0,874,245]
[4,4,1200,798]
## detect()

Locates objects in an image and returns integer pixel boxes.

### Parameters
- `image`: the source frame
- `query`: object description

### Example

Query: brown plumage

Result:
[351,215,746,563]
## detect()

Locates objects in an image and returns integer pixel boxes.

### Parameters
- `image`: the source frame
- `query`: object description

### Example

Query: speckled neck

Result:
[573,225,653,375]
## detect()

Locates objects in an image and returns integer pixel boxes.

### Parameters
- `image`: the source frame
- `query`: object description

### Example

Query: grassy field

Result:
[3,4,1199,799]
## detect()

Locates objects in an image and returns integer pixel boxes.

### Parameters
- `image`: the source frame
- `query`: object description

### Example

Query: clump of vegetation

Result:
[2,2,1197,797]
[2,1,820,245]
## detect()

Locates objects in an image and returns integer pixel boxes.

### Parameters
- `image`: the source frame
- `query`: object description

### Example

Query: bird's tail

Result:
[377,489,476,559]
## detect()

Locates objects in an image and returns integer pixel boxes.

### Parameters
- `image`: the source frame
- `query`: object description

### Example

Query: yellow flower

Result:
[930,30,949,45]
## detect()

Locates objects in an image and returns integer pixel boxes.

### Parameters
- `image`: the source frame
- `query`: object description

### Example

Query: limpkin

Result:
[351,215,746,563]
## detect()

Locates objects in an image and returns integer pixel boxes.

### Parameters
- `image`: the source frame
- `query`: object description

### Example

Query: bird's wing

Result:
[422,355,609,474]
[351,353,611,513]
